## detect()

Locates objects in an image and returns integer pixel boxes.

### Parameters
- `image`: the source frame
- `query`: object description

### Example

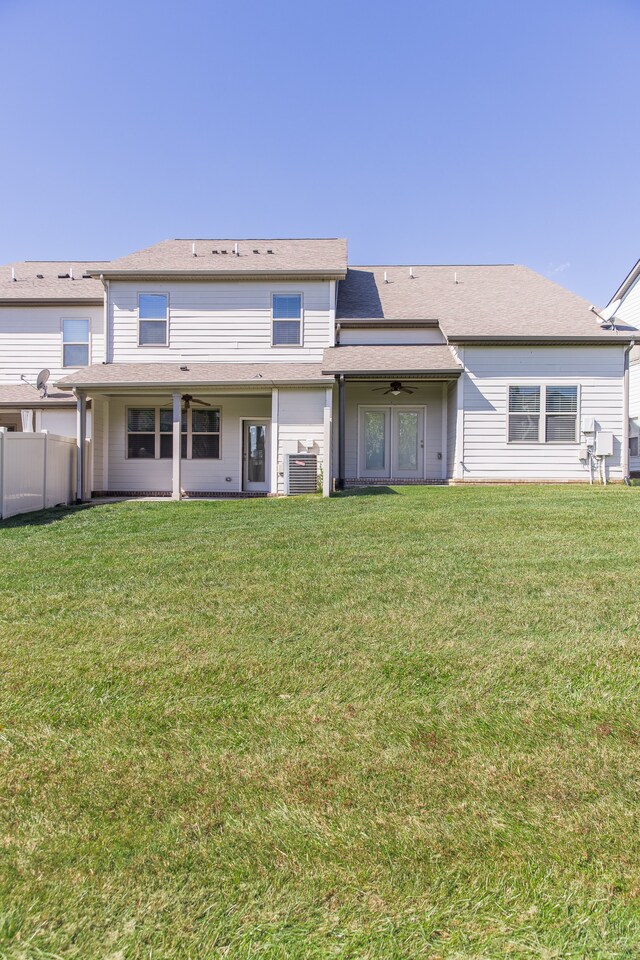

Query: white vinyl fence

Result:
[0,430,79,519]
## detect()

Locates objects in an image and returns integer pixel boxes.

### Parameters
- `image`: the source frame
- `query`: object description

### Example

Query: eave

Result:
[86,269,346,282]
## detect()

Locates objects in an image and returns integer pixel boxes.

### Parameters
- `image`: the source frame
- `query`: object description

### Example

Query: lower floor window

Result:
[508,385,578,443]
[127,406,221,459]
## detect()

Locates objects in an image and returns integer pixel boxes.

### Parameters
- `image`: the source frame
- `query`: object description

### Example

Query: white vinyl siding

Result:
[276,387,326,494]
[108,280,332,363]
[339,327,446,345]
[0,304,104,384]
[461,345,626,480]
[614,276,640,329]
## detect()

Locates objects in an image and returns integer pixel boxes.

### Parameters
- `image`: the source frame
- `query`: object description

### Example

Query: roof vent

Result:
[11,268,16,282]
[267,249,274,254]
[180,365,189,371]
[221,249,228,254]
[253,249,259,254]
[409,267,415,279]
[192,243,197,257]
[212,249,219,254]
[37,273,44,279]
[58,273,70,279]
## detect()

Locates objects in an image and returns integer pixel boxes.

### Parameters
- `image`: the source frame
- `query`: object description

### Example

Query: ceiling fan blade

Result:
[191,397,211,406]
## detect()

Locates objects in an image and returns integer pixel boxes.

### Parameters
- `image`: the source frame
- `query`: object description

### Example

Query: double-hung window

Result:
[127,408,156,458]
[272,294,302,346]
[127,406,220,459]
[508,385,578,443]
[545,387,578,442]
[508,386,540,442]
[62,319,90,367]
[138,294,168,346]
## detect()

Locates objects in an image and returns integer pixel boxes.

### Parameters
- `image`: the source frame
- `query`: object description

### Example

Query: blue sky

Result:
[1,0,638,304]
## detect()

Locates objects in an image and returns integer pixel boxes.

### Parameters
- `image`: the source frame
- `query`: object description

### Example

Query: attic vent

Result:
[286,454,317,495]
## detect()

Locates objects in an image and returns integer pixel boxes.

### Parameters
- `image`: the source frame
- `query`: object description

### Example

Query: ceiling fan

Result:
[372,380,415,396]
[181,393,211,410]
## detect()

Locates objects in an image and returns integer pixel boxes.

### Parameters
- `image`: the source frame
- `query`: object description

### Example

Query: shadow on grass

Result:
[334,486,400,497]
[0,502,99,529]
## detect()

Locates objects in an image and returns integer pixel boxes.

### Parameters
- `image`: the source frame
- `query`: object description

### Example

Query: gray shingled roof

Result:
[337,265,638,340]
[0,262,108,301]
[56,362,331,389]
[0,384,74,407]
[322,345,461,375]
[89,239,348,277]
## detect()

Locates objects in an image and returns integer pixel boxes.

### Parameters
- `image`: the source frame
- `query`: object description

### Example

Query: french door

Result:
[358,406,425,480]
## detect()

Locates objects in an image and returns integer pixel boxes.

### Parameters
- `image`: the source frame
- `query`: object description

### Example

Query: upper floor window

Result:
[508,385,578,443]
[62,318,89,367]
[138,294,168,346]
[272,294,302,346]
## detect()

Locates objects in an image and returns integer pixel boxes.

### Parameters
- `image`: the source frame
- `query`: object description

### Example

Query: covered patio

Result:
[323,345,462,487]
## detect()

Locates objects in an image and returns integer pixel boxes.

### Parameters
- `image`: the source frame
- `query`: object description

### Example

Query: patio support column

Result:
[172,392,182,500]
[323,386,333,497]
[75,391,87,501]
[337,375,345,490]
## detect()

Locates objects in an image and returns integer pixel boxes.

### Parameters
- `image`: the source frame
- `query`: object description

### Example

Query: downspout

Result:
[623,339,636,483]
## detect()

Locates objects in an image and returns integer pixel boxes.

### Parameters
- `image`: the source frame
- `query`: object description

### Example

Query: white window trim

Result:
[138,293,169,347]
[126,404,222,460]
[271,292,304,347]
[61,317,91,368]
[506,384,580,444]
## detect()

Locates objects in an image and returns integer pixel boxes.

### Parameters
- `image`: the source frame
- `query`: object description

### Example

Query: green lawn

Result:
[2,486,640,959]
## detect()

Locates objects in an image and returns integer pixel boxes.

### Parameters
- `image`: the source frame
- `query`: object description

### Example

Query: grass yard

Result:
[2,486,640,959]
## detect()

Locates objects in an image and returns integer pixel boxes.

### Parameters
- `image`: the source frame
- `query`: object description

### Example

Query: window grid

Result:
[272,293,303,346]
[127,406,221,459]
[508,385,579,444]
[62,318,90,367]
[138,293,169,346]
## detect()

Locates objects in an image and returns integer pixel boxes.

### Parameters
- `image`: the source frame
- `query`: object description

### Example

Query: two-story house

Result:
[1,237,636,498]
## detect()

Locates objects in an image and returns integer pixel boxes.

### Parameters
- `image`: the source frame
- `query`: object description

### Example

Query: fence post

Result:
[0,427,5,519]
[42,430,48,509]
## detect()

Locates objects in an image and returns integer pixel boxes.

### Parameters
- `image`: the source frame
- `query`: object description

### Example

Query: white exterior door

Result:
[358,406,425,480]
[391,407,424,479]
[242,421,270,492]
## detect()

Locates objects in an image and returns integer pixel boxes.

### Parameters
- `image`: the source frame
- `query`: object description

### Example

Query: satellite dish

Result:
[36,368,50,397]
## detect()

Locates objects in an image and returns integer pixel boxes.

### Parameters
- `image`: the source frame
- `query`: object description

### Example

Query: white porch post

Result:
[441,382,448,481]
[270,387,279,495]
[323,386,333,497]
[172,392,182,500]
[75,392,87,501]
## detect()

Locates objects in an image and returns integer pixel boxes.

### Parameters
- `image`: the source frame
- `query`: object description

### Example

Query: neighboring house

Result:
[1,238,636,498]
[0,261,108,435]
[602,258,640,475]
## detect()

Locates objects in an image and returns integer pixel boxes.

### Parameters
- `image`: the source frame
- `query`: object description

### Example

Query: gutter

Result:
[54,377,332,391]
[85,269,347,281]
[446,335,636,344]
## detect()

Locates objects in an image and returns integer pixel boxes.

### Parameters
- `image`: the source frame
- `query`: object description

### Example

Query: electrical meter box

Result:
[595,431,613,456]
